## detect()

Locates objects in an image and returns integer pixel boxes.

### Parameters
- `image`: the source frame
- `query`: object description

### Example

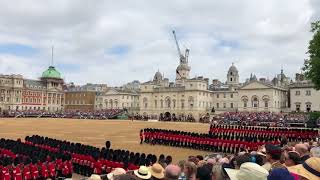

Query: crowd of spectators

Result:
[85,142,320,180]
[0,109,124,119]
[213,112,309,127]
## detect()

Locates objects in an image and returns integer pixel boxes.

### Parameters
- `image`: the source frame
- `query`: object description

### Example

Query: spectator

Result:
[134,166,151,180]
[310,147,320,158]
[182,161,196,180]
[88,174,102,180]
[165,165,181,180]
[196,166,211,180]
[284,151,301,167]
[211,164,224,180]
[294,144,310,162]
[267,168,295,180]
[265,144,285,171]
[287,157,320,180]
[107,168,126,180]
[225,162,269,180]
[149,163,165,180]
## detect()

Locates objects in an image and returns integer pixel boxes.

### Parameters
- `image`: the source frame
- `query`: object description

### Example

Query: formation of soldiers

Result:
[141,125,318,154]
[25,135,167,177]
[0,138,71,180]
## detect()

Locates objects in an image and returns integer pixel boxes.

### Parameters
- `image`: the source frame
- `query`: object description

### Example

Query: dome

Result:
[176,63,190,71]
[41,66,62,79]
[153,71,163,81]
[228,63,238,73]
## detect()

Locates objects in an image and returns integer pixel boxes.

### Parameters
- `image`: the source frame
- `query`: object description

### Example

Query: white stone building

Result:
[289,74,320,112]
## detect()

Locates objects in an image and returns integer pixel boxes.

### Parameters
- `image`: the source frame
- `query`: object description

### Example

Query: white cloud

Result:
[0,0,318,86]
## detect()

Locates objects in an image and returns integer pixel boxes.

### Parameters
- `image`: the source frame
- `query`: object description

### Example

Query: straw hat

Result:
[225,162,269,180]
[88,174,101,180]
[107,168,126,180]
[148,163,164,179]
[134,166,152,179]
[287,157,320,180]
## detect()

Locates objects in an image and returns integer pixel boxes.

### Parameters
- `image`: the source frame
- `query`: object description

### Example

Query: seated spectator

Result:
[225,162,269,180]
[134,166,151,180]
[165,165,181,180]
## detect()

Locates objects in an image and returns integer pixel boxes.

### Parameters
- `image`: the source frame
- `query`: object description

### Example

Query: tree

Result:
[303,21,320,90]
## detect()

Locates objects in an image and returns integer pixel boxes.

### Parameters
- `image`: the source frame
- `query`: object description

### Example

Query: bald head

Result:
[295,144,309,156]
[165,164,181,180]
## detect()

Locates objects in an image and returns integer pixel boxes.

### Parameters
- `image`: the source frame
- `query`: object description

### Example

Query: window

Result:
[296,104,300,111]
[230,94,233,98]
[181,100,185,109]
[295,91,300,96]
[306,90,311,96]
[217,94,219,98]
[230,103,233,108]
[154,100,157,108]
[223,103,226,108]
[216,103,219,108]
[223,93,226,98]
[244,101,247,108]
[230,78,232,82]
[264,101,268,108]
[190,84,193,87]
[306,104,311,112]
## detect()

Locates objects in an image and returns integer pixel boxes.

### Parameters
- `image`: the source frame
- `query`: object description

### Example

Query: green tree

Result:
[303,21,320,90]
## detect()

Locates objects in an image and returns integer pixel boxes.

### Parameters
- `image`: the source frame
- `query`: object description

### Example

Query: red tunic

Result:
[12,166,22,180]
[22,166,31,180]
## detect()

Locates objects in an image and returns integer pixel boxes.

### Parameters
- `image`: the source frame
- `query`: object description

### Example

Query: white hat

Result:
[225,162,269,180]
[134,166,152,179]
[88,174,101,180]
[107,168,126,180]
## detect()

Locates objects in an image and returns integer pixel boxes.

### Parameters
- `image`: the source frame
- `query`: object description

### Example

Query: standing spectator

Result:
[284,151,301,167]
[182,161,196,180]
[294,144,310,162]
[165,165,181,180]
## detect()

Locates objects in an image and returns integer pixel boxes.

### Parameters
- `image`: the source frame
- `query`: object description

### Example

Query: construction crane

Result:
[172,30,189,64]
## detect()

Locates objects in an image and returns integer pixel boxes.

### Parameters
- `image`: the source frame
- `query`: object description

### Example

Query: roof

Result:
[41,66,62,79]
[24,79,46,89]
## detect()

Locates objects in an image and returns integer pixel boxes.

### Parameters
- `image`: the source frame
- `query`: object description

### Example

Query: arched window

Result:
[251,96,259,108]
[241,96,248,108]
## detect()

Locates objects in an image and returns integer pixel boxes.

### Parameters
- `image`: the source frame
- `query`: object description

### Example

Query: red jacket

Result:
[12,166,22,180]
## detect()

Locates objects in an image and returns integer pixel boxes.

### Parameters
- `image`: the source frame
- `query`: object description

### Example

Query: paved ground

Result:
[0,118,211,163]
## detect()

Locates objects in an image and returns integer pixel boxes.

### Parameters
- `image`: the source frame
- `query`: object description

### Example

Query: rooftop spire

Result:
[51,46,54,67]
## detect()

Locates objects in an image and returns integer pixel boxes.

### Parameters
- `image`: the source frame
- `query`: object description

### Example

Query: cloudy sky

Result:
[0,0,319,86]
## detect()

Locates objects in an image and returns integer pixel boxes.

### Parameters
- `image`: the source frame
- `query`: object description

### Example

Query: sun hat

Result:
[148,163,164,179]
[88,174,102,180]
[107,168,126,180]
[225,162,269,180]
[287,157,320,180]
[134,166,152,179]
